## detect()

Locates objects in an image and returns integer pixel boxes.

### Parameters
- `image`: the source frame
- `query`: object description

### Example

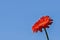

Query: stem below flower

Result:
[44,28,49,40]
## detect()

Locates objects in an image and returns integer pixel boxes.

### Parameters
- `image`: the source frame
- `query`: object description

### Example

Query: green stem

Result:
[44,28,49,40]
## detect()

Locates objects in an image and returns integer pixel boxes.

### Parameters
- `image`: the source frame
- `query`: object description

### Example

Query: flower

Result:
[32,16,53,32]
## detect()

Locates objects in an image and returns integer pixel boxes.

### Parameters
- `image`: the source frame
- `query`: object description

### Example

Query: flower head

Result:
[32,16,53,32]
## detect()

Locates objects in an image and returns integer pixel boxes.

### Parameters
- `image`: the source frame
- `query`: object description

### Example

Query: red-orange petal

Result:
[32,16,53,32]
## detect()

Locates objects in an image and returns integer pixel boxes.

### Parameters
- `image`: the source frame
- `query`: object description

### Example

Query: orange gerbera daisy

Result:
[32,16,53,32]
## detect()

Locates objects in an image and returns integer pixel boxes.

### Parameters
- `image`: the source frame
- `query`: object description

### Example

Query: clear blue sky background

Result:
[0,0,60,40]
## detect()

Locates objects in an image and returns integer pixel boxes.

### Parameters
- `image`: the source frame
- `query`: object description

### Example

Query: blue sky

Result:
[0,0,60,40]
